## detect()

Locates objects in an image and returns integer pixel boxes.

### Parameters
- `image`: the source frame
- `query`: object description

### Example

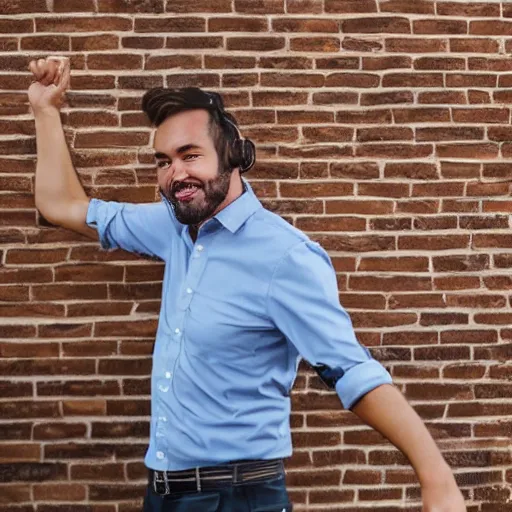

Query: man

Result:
[28,57,466,512]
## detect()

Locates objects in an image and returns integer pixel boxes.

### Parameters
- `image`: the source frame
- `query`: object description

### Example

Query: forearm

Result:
[34,108,88,221]
[351,384,453,485]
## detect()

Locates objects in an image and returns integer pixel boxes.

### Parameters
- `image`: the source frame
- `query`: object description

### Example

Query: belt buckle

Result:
[153,470,171,496]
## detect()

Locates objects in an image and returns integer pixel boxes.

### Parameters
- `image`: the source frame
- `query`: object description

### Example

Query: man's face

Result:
[154,109,231,226]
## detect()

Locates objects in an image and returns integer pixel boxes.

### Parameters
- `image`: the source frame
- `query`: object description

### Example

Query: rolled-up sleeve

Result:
[267,240,392,409]
[86,198,176,260]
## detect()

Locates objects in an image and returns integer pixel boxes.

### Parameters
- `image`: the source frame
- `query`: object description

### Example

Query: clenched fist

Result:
[27,56,70,115]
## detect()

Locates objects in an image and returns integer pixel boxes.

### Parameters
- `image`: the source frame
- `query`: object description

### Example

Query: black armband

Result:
[312,363,345,390]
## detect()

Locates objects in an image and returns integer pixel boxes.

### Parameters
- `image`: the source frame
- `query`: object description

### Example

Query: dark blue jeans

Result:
[142,474,292,512]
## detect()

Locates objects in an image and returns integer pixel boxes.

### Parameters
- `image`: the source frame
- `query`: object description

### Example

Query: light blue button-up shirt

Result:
[86,181,392,471]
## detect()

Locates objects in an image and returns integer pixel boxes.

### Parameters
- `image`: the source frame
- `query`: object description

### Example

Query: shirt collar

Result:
[213,178,262,234]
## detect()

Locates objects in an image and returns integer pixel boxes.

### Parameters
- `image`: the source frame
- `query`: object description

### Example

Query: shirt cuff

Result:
[86,198,116,250]
[335,359,393,410]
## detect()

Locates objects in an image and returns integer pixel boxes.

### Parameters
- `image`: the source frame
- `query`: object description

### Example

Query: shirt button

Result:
[156,451,165,459]
[197,245,204,252]
[158,384,169,392]
[186,288,192,294]
[165,371,172,379]
[175,328,180,334]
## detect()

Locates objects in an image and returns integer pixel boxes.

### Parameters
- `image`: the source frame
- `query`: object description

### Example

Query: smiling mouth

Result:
[173,182,202,202]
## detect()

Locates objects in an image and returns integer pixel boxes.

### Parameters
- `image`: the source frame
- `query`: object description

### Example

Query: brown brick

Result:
[446,295,506,309]
[122,36,164,49]
[393,364,439,378]
[363,56,411,70]
[357,127,413,142]
[285,0,322,13]
[471,20,512,35]
[21,35,70,51]
[33,483,86,501]
[71,462,124,480]
[419,313,468,326]
[209,17,267,32]
[388,293,446,309]
[281,181,353,198]
[0,483,31,504]
[342,16,410,34]
[87,54,143,70]
[415,19,467,34]
[326,199,393,215]
[344,469,382,484]
[53,0,95,11]
[98,0,163,11]
[447,74,497,88]
[384,162,437,180]
[342,36,383,52]
[337,109,392,124]
[33,284,108,301]
[166,36,223,49]
[383,72,443,87]
[234,0,283,13]
[399,235,469,251]
[356,144,433,159]
[331,162,379,180]
[72,34,119,51]
[261,56,313,69]
[406,382,472,400]
[312,234,395,253]
[414,57,465,70]
[325,0,376,12]
[273,17,338,32]
[263,199,323,215]
[381,0,434,13]
[37,16,132,32]
[394,107,451,123]
[443,364,487,380]
[433,254,489,272]
[386,37,447,52]
[62,400,106,416]
[369,217,411,231]
[227,36,285,51]
[450,37,499,53]
[106,399,150,416]
[0,268,53,285]
[0,462,67,482]
[439,2,499,16]
[287,469,341,487]
[361,91,413,106]
[351,312,416,328]
[0,401,60,419]
[0,303,65,317]
[309,488,355,503]
[349,275,430,292]
[91,421,149,438]
[418,90,466,104]
[70,76,117,91]
[291,37,341,52]
[434,276,480,291]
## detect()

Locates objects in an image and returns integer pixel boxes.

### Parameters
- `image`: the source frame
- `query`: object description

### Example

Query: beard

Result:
[161,168,232,226]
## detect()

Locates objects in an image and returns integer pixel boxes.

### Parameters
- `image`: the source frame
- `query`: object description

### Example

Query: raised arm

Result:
[28,56,96,240]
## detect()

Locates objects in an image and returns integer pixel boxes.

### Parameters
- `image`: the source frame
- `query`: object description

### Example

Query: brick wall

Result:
[1,0,511,510]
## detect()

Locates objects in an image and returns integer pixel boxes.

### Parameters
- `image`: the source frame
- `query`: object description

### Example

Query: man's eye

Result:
[184,154,199,161]
[157,161,170,169]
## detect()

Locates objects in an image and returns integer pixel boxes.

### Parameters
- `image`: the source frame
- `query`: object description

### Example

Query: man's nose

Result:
[167,159,187,183]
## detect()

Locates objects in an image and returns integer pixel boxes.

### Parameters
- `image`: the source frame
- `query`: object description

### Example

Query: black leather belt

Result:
[149,459,285,496]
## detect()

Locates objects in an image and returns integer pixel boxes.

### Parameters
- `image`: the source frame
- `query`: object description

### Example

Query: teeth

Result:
[176,182,198,192]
